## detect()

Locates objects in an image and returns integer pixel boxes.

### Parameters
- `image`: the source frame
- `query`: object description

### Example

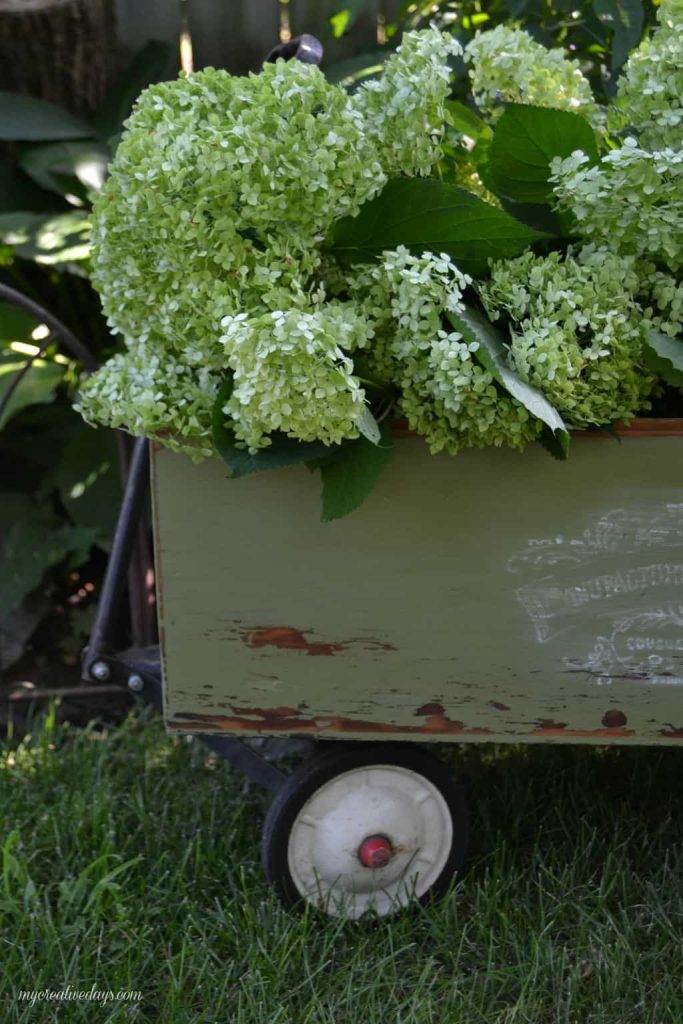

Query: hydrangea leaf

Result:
[357,406,381,444]
[642,328,683,388]
[328,178,548,278]
[444,99,489,141]
[319,421,393,522]
[212,378,339,477]
[446,307,569,440]
[538,423,571,460]
[489,104,599,205]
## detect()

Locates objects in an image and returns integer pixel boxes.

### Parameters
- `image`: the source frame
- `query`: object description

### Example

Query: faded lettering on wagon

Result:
[508,502,683,687]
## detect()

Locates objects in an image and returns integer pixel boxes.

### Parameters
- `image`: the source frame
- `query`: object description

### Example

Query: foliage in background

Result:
[326,0,658,96]
[0,43,175,673]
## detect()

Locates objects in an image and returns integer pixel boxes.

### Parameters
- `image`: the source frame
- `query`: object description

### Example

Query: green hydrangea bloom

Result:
[219,305,372,450]
[550,142,683,271]
[354,27,462,176]
[75,343,219,459]
[464,25,598,123]
[638,263,683,339]
[615,0,683,149]
[481,247,655,427]
[346,247,541,453]
[78,31,461,453]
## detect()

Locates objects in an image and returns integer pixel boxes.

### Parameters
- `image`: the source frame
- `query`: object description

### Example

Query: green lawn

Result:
[1,706,682,1023]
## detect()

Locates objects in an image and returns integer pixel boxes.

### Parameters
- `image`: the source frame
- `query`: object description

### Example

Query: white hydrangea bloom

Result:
[75,343,219,459]
[354,27,462,176]
[346,247,541,453]
[464,25,599,123]
[79,30,462,454]
[219,305,372,451]
[550,141,683,271]
[481,247,655,426]
[615,0,683,149]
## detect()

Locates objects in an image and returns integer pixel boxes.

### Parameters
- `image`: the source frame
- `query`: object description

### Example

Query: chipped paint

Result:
[659,724,683,738]
[240,625,396,657]
[154,435,683,747]
[172,701,492,736]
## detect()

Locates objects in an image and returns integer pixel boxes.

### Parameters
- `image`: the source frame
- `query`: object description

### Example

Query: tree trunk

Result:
[0,0,117,116]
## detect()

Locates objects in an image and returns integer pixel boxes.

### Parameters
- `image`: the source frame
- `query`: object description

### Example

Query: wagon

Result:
[3,290,683,920]
[145,420,683,917]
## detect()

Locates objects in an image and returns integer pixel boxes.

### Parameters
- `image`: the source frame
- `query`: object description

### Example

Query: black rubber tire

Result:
[261,742,469,916]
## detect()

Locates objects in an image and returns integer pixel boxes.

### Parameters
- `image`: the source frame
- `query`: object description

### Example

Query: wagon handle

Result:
[265,34,324,66]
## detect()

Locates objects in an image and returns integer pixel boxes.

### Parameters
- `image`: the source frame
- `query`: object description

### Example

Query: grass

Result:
[1,706,682,1023]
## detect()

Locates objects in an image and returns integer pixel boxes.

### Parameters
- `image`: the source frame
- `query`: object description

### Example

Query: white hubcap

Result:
[287,764,453,918]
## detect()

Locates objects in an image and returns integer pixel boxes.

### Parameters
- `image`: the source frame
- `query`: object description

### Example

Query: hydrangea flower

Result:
[346,247,541,453]
[550,142,683,271]
[481,247,655,426]
[219,305,372,450]
[75,343,219,459]
[615,0,683,149]
[355,27,462,176]
[464,25,598,123]
[81,30,461,453]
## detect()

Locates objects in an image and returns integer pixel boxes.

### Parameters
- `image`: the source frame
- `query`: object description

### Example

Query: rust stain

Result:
[660,724,683,737]
[172,700,491,736]
[532,715,635,737]
[602,710,628,728]
[240,625,396,657]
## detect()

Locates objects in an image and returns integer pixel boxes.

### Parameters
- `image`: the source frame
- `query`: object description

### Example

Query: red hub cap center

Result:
[358,834,393,869]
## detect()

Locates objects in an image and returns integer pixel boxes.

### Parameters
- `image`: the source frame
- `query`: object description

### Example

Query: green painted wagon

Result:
[150,419,683,917]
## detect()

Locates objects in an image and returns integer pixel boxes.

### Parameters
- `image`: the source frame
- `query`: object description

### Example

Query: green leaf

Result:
[0,356,64,429]
[0,92,92,141]
[211,378,339,477]
[593,0,644,70]
[51,427,121,542]
[357,406,381,444]
[0,518,96,615]
[499,197,572,236]
[329,0,368,38]
[642,328,683,388]
[319,422,393,522]
[0,302,38,344]
[0,210,91,264]
[18,141,109,200]
[538,423,571,460]
[445,99,489,141]
[446,307,568,440]
[0,158,69,214]
[93,41,176,145]
[489,104,599,205]
[328,179,547,279]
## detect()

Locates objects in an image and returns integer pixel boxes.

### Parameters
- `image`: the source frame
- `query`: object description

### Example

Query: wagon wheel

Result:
[261,743,468,918]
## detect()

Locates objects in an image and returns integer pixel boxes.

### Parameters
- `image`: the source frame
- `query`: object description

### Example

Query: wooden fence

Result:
[0,0,407,116]
[114,0,405,76]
